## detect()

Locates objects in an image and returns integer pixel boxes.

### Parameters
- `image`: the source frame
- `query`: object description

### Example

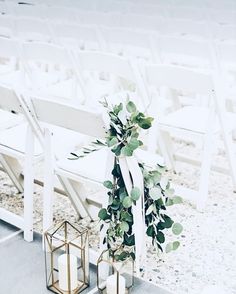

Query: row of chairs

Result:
[1,35,236,115]
[1,0,236,19]
[1,13,236,43]
[1,62,236,244]
[1,1,236,27]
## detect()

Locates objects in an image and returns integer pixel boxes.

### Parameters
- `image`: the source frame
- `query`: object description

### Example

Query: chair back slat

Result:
[145,64,214,95]
[32,98,107,138]
[0,85,23,113]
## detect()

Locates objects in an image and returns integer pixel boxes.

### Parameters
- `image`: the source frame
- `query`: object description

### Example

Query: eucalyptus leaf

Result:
[103,180,113,189]
[149,187,162,200]
[108,137,118,147]
[156,231,165,244]
[172,241,180,250]
[128,138,140,150]
[146,204,154,215]
[172,223,183,235]
[122,197,132,208]
[146,225,154,237]
[121,146,133,156]
[98,208,110,221]
[126,101,136,113]
[131,187,141,201]
[120,221,129,232]
[165,242,173,253]
[172,196,183,204]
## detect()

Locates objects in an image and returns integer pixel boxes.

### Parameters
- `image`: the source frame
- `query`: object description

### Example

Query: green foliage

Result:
[172,223,183,235]
[91,100,182,260]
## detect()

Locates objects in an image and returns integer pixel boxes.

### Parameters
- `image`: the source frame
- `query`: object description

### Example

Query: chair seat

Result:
[159,106,219,134]
[164,54,210,69]
[0,70,24,89]
[39,78,85,105]
[159,106,236,134]
[56,147,165,183]
[0,123,88,158]
[0,124,42,156]
[0,110,23,131]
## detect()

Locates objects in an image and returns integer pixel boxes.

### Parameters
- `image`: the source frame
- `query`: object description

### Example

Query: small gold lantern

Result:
[97,248,134,294]
[44,221,89,294]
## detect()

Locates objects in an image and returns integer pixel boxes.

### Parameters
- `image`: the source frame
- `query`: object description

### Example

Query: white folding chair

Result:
[0,86,91,239]
[20,41,84,105]
[156,36,214,69]
[160,19,210,40]
[0,37,20,75]
[44,6,76,23]
[211,24,236,42]
[167,6,206,21]
[75,10,121,27]
[131,3,167,17]
[30,98,164,267]
[0,85,43,241]
[120,13,164,33]
[74,50,149,109]
[10,3,46,19]
[15,17,52,43]
[100,26,156,61]
[52,23,103,51]
[209,9,236,25]
[0,15,15,38]
[143,64,236,209]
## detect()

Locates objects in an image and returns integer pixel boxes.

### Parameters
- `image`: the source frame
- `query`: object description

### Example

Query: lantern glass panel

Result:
[44,221,89,294]
[97,249,134,294]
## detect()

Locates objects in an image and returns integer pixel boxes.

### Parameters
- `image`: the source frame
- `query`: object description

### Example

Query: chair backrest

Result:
[15,17,52,42]
[212,24,236,42]
[75,50,149,109]
[160,19,210,39]
[78,10,120,27]
[76,50,138,84]
[0,15,15,38]
[52,23,101,50]
[131,3,167,17]
[216,41,236,69]
[0,1,8,15]
[0,84,23,113]
[100,27,155,60]
[31,98,106,138]
[22,41,73,69]
[120,13,163,32]
[11,3,46,19]
[157,36,213,68]
[45,6,76,22]
[0,37,20,60]
[144,64,214,95]
[168,6,205,21]
[210,9,236,25]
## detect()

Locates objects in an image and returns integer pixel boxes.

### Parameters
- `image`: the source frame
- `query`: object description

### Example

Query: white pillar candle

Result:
[106,274,125,294]
[58,253,77,291]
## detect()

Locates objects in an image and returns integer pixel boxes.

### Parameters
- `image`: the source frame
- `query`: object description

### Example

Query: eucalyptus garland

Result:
[96,100,183,262]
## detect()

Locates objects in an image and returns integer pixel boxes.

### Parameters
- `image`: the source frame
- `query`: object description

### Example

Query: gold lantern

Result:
[97,248,134,294]
[44,221,89,294]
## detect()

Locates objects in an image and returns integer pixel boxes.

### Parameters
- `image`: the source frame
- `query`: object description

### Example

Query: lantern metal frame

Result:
[44,221,89,294]
[97,248,134,294]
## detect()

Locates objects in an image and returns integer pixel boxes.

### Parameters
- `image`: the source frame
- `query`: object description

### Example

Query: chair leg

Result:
[221,129,236,190]
[197,132,215,211]
[158,128,175,170]
[23,127,34,242]
[58,176,89,219]
[43,129,54,234]
[0,154,24,193]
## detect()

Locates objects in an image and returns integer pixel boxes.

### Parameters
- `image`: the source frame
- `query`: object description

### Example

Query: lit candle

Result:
[58,253,77,291]
[106,274,125,294]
